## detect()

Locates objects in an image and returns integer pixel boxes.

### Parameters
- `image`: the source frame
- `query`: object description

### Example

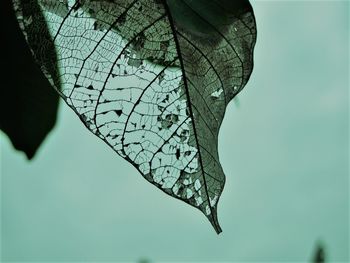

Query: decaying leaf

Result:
[12,0,256,233]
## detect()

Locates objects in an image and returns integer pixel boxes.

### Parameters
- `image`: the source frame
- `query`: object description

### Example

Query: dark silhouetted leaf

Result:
[1,0,60,159]
[12,0,256,232]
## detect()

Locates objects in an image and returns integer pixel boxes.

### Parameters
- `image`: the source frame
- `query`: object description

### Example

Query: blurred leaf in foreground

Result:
[1,0,60,159]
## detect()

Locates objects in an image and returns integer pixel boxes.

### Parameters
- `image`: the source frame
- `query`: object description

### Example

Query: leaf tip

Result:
[24,150,36,160]
[214,225,223,235]
[207,208,222,234]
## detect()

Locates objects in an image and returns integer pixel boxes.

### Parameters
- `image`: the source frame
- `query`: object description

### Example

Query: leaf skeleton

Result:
[12,0,256,233]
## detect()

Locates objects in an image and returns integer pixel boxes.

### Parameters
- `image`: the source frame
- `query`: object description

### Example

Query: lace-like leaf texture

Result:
[13,0,256,233]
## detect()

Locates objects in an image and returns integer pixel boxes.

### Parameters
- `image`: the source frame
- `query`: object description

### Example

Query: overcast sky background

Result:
[1,0,349,262]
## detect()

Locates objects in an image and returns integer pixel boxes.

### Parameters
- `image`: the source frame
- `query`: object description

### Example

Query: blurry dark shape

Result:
[313,242,326,263]
[166,0,253,39]
[0,0,60,159]
[138,258,151,263]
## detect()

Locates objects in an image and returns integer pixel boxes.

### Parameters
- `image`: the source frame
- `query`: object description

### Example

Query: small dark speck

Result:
[176,149,180,159]
[115,110,122,116]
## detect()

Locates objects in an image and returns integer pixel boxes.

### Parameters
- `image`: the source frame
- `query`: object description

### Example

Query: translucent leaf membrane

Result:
[13,0,256,233]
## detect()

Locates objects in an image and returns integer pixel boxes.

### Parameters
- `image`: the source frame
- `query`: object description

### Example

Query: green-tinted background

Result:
[1,0,349,261]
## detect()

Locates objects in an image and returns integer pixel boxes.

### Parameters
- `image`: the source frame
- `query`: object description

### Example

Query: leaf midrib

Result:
[162,0,222,234]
